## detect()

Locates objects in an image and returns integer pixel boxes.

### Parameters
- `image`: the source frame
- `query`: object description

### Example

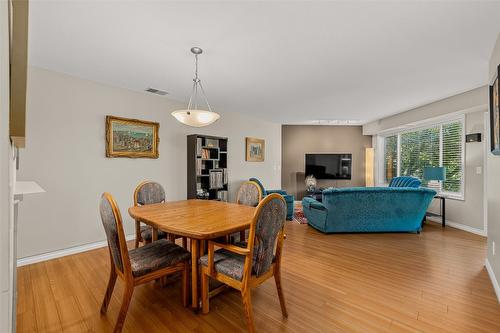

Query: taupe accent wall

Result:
[282,125,372,199]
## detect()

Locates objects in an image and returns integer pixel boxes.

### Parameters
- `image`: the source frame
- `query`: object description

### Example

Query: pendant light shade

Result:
[171,109,220,127]
[172,47,220,127]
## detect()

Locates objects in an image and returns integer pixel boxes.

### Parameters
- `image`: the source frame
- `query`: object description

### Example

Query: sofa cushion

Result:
[388,176,421,188]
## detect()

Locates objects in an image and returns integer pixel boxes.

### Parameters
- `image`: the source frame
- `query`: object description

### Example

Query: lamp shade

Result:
[171,109,220,127]
[423,167,446,181]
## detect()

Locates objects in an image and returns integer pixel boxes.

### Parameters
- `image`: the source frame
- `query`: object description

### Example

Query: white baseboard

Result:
[16,234,136,267]
[485,258,500,303]
[426,216,486,237]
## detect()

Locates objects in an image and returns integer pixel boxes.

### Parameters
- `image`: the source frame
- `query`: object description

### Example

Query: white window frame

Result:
[380,115,465,201]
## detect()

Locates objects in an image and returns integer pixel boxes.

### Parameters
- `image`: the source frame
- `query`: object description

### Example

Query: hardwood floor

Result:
[17,222,500,333]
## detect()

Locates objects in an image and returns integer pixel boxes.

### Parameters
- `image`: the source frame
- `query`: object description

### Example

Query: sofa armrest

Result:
[302,197,326,211]
[267,189,287,196]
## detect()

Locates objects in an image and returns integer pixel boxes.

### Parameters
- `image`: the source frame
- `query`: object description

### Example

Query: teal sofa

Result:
[249,178,295,220]
[302,187,436,233]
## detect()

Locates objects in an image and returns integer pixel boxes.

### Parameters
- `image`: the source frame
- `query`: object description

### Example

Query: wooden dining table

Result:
[128,199,256,309]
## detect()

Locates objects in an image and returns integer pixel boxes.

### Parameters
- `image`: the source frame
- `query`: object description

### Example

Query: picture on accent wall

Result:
[246,137,265,162]
[105,115,159,158]
[490,65,500,155]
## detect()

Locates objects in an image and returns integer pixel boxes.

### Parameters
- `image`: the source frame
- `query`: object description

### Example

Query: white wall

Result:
[364,91,487,233]
[486,33,500,290]
[0,1,13,331]
[427,111,485,232]
[17,66,281,258]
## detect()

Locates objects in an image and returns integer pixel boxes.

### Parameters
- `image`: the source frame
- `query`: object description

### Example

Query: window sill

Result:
[439,192,464,201]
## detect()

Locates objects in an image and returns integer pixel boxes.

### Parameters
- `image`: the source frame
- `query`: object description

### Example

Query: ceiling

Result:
[28,1,500,124]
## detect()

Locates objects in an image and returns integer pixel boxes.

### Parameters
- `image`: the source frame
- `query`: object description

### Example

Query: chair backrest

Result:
[237,181,263,207]
[388,176,421,188]
[134,181,166,206]
[247,194,286,277]
[99,193,131,275]
[249,177,267,196]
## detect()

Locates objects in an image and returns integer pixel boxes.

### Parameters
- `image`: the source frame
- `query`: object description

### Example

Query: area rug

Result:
[293,206,308,224]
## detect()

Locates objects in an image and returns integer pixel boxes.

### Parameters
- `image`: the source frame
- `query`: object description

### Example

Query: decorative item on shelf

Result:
[490,65,500,155]
[245,137,265,162]
[105,115,159,158]
[171,47,220,127]
[423,167,446,192]
[305,175,317,193]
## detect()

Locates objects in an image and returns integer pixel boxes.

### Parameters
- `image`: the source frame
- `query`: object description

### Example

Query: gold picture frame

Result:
[245,137,265,162]
[105,115,159,158]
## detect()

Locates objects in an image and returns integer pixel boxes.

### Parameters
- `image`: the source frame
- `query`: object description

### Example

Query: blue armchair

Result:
[249,178,295,220]
[389,176,421,188]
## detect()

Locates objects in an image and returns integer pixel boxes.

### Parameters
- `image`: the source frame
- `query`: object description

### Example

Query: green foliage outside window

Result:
[384,121,463,195]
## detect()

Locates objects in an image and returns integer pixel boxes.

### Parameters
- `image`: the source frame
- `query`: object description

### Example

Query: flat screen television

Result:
[305,153,352,180]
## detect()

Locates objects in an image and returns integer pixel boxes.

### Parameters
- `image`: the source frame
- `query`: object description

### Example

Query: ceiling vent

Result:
[145,87,168,95]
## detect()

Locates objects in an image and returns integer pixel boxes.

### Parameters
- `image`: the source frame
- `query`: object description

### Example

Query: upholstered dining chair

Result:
[200,193,288,333]
[235,180,263,242]
[99,192,190,333]
[133,181,187,249]
[133,181,167,248]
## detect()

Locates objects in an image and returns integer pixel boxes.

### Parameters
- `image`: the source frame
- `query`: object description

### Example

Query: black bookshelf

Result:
[187,134,228,201]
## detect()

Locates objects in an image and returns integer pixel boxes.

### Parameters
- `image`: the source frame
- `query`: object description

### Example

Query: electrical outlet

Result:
[493,241,496,256]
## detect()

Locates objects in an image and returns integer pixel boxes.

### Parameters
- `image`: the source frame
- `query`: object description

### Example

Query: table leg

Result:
[152,228,158,241]
[191,239,199,310]
[442,197,446,228]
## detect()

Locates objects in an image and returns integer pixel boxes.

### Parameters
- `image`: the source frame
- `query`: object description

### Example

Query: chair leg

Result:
[239,231,246,243]
[100,266,117,314]
[274,269,288,318]
[135,221,141,249]
[113,283,134,333]
[182,265,189,307]
[201,271,209,314]
[241,287,255,333]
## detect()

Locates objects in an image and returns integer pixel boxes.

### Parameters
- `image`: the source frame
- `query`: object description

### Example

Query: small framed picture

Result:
[490,66,500,155]
[106,116,159,158]
[245,137,265,162]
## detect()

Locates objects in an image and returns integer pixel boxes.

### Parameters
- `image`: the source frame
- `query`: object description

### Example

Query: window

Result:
[383,119,464,198]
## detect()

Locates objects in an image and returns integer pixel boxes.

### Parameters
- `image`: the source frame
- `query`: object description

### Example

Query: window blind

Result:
[400,127,440,186]
[383,119,464,197]
[442,122,463,193]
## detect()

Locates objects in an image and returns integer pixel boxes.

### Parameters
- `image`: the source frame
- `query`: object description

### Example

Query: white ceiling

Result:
[28,1,500,124]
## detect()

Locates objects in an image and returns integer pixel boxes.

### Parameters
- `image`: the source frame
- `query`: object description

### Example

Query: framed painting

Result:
[490,65,500,155]
[105,116,159,158]
[245,137,265,162]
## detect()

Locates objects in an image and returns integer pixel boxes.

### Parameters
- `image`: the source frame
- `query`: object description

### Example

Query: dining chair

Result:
[133,181,187,249]
[99,192,190,333]
[235,180,263,242]
[199,193,288,333]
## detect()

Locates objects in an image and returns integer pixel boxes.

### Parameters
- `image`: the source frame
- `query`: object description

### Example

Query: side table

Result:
[424,195,446,227]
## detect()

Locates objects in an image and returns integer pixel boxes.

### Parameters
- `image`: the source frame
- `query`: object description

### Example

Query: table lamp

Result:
[423,167,446,191]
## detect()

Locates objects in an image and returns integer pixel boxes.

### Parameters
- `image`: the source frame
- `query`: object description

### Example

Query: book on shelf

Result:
[217,190,228,201]
[223,168,228,184]
[209,169,224,189]
[196,137,203,156]
[196,159,203,176]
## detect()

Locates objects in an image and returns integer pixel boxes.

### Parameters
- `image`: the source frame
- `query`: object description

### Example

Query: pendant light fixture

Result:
[171,47,220,127]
